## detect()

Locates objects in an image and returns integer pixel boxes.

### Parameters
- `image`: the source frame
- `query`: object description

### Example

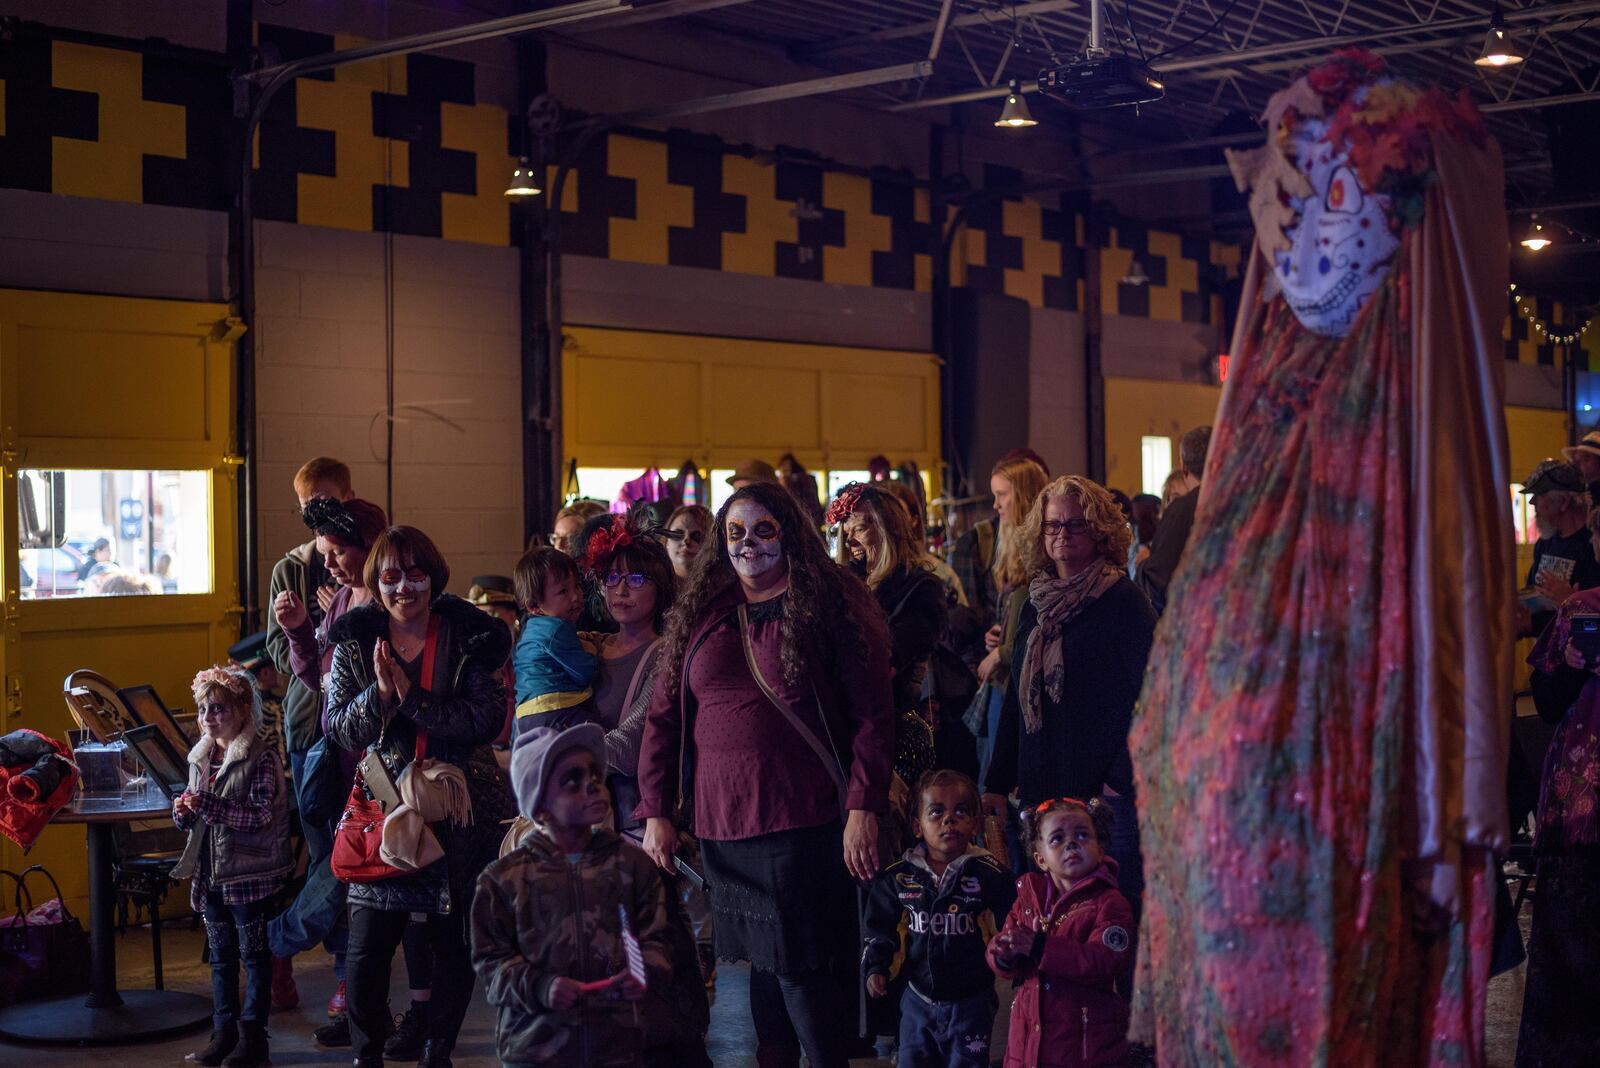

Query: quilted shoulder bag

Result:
[331,618,437,883]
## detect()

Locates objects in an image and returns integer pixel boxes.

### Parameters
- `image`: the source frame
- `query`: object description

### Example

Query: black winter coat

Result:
[983,577,1156,806]
[876,565,949,714]
[326,593,512,914]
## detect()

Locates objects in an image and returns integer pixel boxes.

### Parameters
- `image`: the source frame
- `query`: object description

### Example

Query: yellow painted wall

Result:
[1103,377,1223,495]
[562,327,941,473]
[0,289,241,914]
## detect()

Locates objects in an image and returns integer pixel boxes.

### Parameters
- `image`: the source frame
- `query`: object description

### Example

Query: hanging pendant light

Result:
[504,158,543,198]
[995,81,1038,128]
[1121,258,1151,286]
[1521,215,1551,251]
[1474,4,1525,67]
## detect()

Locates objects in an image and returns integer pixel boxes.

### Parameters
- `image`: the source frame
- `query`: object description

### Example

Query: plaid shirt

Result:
[948,517,999,621]
[173,748,284,910]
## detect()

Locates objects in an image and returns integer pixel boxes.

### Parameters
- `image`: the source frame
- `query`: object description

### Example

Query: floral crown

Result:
[192,664,254,704]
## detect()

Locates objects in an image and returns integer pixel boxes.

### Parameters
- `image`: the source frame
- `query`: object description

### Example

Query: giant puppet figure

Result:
[1130,51,1513,1066]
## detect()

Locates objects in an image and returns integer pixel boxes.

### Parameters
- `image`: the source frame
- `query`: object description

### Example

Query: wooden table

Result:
[0,798,211,1044]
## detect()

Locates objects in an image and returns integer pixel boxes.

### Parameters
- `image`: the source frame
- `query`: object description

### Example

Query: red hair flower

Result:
[579,516,634,576]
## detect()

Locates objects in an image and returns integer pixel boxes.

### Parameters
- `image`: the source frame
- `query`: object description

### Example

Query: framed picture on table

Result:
[121,724,190,801]
[118,684,193,752]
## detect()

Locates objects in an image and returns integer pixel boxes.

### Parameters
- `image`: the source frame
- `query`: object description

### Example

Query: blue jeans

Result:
[268,749,347,977]
[897,986,997,1068]
[205,898,272,1028]
[976,685,1006,788]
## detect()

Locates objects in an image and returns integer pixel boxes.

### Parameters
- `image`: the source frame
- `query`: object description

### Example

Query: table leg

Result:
[84,821,122,1009]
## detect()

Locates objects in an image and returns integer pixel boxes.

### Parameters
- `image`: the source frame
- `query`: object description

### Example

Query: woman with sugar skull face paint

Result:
[324,526,515,1068]
[635,482,896,1068]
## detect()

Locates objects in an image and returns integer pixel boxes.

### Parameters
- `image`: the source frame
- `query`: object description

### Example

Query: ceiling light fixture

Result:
[1521,215,1551,251]
[1474,4,1525,67]
[1121,258,1151,286]
[995,81,1038,128]
[504,158,542,198]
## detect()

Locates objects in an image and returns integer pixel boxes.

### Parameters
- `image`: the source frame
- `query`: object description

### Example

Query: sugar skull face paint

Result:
[377,561,431,609]
[725,500,785,581]
[1273,110,1400,338]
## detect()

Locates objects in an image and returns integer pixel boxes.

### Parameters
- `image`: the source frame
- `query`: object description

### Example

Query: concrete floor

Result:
[0,908,1530,1066]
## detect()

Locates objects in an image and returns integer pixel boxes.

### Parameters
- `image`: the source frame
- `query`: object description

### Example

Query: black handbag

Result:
[0,864,90,1002]
[298,734,347,828]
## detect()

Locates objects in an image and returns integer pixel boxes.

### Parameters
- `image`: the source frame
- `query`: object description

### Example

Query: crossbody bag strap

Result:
[620,636,664,714]
[413,613,440,761]
[736,604,847,803]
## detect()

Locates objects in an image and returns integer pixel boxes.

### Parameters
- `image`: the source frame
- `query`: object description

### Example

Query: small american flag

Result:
[618,904,647,988]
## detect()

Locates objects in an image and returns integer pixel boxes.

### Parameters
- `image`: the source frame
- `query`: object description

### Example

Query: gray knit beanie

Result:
[509,722,606,820]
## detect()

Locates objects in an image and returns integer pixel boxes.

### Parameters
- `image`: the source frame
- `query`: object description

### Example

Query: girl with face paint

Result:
[634,482,897,1068]
[322,525,515,1068]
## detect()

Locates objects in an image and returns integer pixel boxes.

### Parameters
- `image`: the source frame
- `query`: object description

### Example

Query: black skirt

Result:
[700,820,858,975]
[1516,853,1600,1066]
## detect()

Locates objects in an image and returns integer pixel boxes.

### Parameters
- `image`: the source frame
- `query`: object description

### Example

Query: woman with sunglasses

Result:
[661,504,713,580]
[981,477,1156,920]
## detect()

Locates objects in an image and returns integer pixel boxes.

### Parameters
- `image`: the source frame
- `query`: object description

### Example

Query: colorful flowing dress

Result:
[1129,52,1513,1067]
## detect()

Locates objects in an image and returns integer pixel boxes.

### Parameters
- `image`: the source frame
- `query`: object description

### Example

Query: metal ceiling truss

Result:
[688,0,1600,186]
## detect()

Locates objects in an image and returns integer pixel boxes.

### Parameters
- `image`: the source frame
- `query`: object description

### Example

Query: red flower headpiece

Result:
[824,482,878,527]
[579,516,635,576]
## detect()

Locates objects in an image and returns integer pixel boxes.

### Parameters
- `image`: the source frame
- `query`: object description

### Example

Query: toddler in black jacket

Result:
[863,770,1016,1067]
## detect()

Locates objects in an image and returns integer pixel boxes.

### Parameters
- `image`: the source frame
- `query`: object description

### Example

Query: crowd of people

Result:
[168,426,1595,1068]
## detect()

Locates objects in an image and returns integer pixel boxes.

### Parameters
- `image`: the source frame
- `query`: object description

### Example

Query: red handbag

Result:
[331,620,437,884]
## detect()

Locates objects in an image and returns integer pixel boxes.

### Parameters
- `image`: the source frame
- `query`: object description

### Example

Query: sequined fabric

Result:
[1130,270,1496,1066]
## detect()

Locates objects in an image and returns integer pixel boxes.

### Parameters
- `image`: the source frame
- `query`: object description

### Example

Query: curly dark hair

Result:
[658,481,886,692]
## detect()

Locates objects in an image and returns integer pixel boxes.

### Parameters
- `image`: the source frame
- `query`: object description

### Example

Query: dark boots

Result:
[418,1039,453,1068]
[222,1021,271,1068]
[185,1021,238,1066]
[384,1002,428,1060]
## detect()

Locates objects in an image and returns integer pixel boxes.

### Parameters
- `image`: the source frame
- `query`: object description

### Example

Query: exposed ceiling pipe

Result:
[572,60,934,127]
[241,0,756,86]
[927,0,957,62]
[795,0,1078,61]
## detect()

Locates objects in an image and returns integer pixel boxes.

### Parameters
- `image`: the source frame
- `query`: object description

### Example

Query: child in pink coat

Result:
[989,797,1133,1068]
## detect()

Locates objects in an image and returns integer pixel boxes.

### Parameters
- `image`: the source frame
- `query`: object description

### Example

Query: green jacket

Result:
[265,542,325,753]
[470,828,674,1067]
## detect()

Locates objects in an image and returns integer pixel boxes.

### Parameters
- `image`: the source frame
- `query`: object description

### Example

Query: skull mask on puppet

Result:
[726,499,784,581]
[1272,107,1401,337]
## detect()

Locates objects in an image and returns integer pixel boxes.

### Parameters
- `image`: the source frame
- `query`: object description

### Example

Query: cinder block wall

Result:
[254,219,524,599]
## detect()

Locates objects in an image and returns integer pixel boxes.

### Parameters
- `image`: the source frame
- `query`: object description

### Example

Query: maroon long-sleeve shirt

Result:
[634,585,894,842]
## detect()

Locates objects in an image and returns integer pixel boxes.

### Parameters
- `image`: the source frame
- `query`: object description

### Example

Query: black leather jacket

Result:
[326,593,512,914]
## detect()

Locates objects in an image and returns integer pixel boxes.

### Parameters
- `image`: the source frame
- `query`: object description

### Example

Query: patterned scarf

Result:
[1017,560,1125,734]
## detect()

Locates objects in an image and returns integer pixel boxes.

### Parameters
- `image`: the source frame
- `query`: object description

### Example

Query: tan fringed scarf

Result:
[1017,561,1126,734]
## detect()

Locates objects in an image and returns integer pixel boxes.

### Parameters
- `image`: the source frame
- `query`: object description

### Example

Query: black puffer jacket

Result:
[326,593,512,914]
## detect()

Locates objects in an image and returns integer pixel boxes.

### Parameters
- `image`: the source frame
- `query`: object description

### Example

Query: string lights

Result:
[1510,286,1595,347]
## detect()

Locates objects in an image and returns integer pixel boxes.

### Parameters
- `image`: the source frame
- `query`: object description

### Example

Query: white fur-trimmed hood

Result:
[187,721,260,778]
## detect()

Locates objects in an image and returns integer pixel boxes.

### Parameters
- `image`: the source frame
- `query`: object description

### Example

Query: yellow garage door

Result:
[0,289,242,913]
[562,327,941,496]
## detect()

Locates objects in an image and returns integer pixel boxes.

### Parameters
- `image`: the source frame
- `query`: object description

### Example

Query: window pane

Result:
[18,469,211,599]
[1510,484,1536,547]
[1140,436,1174,498]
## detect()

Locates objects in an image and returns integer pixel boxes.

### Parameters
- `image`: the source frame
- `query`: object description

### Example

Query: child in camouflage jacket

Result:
[470,723,672,1067]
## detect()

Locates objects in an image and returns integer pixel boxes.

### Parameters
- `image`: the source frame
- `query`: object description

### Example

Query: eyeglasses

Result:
[603,572,652,589]
[1040,519,1092,538]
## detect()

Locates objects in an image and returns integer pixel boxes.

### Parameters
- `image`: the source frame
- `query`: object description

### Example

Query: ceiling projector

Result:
[1037,55,1164,108]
